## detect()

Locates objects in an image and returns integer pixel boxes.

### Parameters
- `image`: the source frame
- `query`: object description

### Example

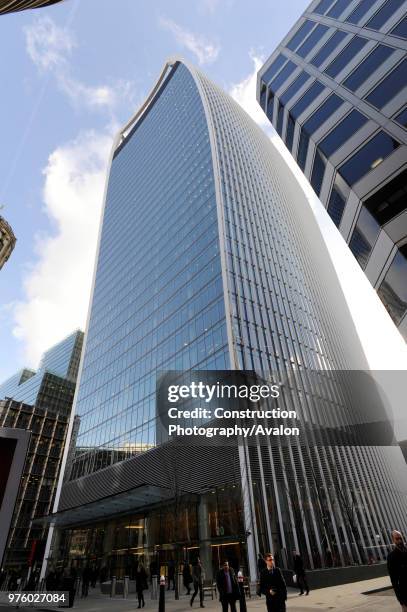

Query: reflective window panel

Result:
[343,44,395,93]
[349,206,381,268]
[324,36,368,78]
[378,247,407,327]
[365,59,407,109]
[338,131,400,185]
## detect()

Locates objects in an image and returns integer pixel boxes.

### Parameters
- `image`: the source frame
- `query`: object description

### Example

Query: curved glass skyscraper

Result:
[50,59,407,582]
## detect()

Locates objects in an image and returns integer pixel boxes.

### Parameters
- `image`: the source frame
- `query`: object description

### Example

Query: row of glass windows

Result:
[348,206,407,334]
[364,58,407,110]
[314,0,404,33]
[324,36,368,79]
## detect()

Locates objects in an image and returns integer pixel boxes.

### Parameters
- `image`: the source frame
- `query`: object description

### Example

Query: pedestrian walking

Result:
[216,561,240,612]
[190,558,205,608]
[136,563,148,608]
[259,553,287,612]
[81,566,91,598]
[387,530,407,612]
[167,559,175,590]
[257,553,266,575]
[183,561,193,595]
[293,551,309,596]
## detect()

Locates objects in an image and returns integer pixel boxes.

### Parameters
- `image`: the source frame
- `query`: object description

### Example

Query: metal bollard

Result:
[123,575,129,599]
[152,575,158,600]
[238,571,247,612]
[159,575,165,612]
[110,576,117,598]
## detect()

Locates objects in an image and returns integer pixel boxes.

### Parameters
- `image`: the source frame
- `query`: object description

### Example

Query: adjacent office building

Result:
[257,0,407,339]
[46,59,407,583]
[0,331,83,572]
[0,215,16,270]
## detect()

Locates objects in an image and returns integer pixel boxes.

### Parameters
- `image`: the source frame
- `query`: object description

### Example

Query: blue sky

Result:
[0,0,311,381]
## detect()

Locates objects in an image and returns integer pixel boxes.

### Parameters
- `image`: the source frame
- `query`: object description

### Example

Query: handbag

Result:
[293,574,297,585]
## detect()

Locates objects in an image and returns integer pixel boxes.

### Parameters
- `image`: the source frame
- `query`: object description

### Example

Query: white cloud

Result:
[24,15,136,113]
[159,16,220,65]
[229,51,273,135]
[24,14,74,71]
[12,129,114,366]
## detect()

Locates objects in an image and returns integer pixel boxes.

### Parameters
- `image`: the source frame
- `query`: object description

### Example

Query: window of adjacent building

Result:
[286,20,316,51]
[349,206,381,268]
[260,83,267,110]
[366,0,404,31]
[270,60,297,93]
[319,109,368,156]
[364,168,407,226]
[327,0,351,19]
[276,101,285,136]
[346,0,378,25]
[394,106,407,128]
[297,130,310,170]
[327,179,349,227]
[377,247,407,326]
[262,54,287,84]
[343,44,395,92]
[303,93,344,135]
[285,113,296,152]
[296,24,329,58]
[279,72,310,105]
[338,131,400,186]
[365,59,407,109]
[391,16,407,38]
[313,0,335,15]
[310,30,348,67]
[267,91,274,122]
[290,81,325,120]
[310,150,326,196]
[324,36,368,78]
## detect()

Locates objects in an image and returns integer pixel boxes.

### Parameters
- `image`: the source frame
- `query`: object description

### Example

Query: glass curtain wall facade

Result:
[0,332,84,574]
[53,59,407,582]
[0,330,84,414]
[257,0,407,340]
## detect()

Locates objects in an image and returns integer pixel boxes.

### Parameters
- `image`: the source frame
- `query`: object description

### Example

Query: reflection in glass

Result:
[349,206,381,268]
[378,248,407,328]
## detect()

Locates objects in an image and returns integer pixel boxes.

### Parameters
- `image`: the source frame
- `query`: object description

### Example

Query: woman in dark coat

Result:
[135,563,148,608]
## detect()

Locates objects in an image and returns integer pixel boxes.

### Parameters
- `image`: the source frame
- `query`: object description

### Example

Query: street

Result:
[0,576,399,612]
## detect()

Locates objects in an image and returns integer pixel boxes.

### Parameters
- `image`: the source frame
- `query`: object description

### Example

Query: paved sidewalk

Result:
[0,576,399,612]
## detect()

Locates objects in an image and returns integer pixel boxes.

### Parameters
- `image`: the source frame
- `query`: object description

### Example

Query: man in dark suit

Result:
[259,553,287,612]
[387,530,407,611]
[216,561,240,612]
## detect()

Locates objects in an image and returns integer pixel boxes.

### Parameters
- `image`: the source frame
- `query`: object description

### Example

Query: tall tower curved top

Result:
[53,58,407,580]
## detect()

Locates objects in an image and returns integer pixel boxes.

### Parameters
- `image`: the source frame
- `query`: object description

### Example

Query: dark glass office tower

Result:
[49,59,407,582]
[257,0,407,340]
[0,331,83,574]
